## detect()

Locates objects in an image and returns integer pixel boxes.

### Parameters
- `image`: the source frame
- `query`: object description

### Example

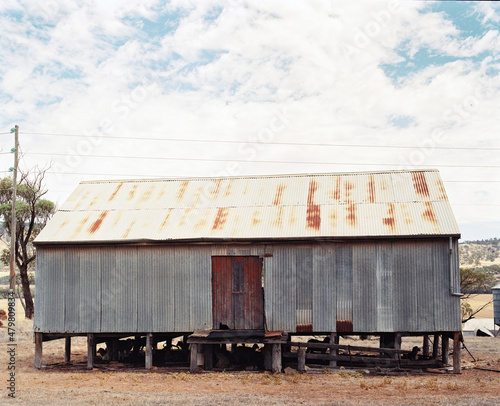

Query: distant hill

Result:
[459,238,500,289]
[459,238,500,267]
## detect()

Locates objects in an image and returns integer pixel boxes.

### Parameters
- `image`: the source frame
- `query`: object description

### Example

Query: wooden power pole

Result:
[9,125,19,292]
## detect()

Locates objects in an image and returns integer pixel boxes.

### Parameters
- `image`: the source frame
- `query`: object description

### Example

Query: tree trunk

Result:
[19,264,34,319]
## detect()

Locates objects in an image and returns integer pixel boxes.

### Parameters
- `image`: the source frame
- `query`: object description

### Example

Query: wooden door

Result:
[212,256,264,330]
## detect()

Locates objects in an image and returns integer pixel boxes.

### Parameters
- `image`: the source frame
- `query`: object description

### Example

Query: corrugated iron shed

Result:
[34,169,460,244]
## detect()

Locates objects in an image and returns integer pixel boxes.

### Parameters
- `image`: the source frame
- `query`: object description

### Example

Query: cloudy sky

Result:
[0,0,499,241]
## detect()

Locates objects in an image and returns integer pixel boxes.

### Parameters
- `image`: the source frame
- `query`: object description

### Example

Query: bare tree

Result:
[0,166,55,319]
[460,267,495,324]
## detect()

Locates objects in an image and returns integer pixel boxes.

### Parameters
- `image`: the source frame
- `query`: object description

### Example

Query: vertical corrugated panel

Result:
[115,247,138,332]
[440,238,461,332]
[34,249,46,331]
[263,255,274,330]
[296,247,313,329]
[137,247,154,332]
[42,248,65,332]
[416,240,435,332]
[312,243,336,332]
[173,246,190,331]
[353,243,377,332]
[393,242,410,332]
[493,285,500,327]
[189,246,211,331]
[100,247,117,332]
[266,245,296,331]
[336,244,353,331]
[159,247,175,331]
[64,249,80,332]
[78,247,101,332]
[376,242,394,332]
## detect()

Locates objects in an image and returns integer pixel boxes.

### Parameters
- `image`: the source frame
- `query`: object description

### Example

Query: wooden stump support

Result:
[87,334,95,370]
[34,332,43,369]
[453,331,461,374]
[190,343,199,373]
[64,336,71,363]
[432,334,440,360]
[423,335,430,358]
[329,333,339,367]
[271,343,282,373]
[145,333,153,370]
[442,334,450,364]
[297,347,306,372]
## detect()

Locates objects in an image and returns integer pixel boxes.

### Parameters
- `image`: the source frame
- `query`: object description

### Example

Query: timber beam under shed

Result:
[187,330,288,373]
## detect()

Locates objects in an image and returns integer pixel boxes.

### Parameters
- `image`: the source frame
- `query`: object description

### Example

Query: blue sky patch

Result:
[388,115,415,128]
[381,2,498,84]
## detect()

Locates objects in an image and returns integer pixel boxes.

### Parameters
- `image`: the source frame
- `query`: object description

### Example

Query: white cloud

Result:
[0,1,498,238]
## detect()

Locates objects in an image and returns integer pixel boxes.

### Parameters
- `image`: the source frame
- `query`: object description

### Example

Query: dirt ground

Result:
[1,318,499,405]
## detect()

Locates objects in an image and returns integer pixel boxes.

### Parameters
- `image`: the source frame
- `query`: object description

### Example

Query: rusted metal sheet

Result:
[212,256,264,330]
[34,170,459,245]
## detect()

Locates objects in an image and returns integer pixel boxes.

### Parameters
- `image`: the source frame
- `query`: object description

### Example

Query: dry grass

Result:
[1,320,500,405]
[464,294,494,319]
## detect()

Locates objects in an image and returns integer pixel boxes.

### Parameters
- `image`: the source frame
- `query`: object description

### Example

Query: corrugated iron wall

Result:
[35,245,213,333]
[34,239,461,334]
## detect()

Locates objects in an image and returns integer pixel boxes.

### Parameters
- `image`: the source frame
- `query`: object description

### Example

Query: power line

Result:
[19,132,500,151]
[42,171,500,186]
[23,151,500,169]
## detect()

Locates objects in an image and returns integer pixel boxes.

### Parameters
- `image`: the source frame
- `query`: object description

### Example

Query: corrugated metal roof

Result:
[35,169,460,244]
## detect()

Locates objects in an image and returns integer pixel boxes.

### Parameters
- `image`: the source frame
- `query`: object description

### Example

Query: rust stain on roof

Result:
[346,203,357,227]
[306,180,321,230]
[89,211,108,234]
[273,183,286,206]
[243,180,250,195]
[400,203,413,225]
[176,180,189,202]
[210,179,222,198]
[288,206,298,227]
[178,208,192,227]
[72,215,91,238]
[194,214,208,232]
[160,209,173,230]
[122,219,136,239]
[435,178,448,200]
[344,180,354,203]
[140,186,153,203]
[224,179,234,197]
[157,186,166,202]
[74,191,91,211]
[88,195,98,208]
[328,177,342,201]
[251,209,262,226]
[57,219,69,233]
[112,211,122,227]
[273,206,284,227]
[329,208,337,229]
[212,207,229,230]
[191,186,202,207]
[412,172,430,198]
[368,174,376,203]
[108,183,123,202]
[422,201,438,224]
[128,185,138,201]
[382,203,396,230]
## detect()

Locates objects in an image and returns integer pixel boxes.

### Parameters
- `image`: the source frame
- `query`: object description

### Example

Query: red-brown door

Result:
[212,256,264,330]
